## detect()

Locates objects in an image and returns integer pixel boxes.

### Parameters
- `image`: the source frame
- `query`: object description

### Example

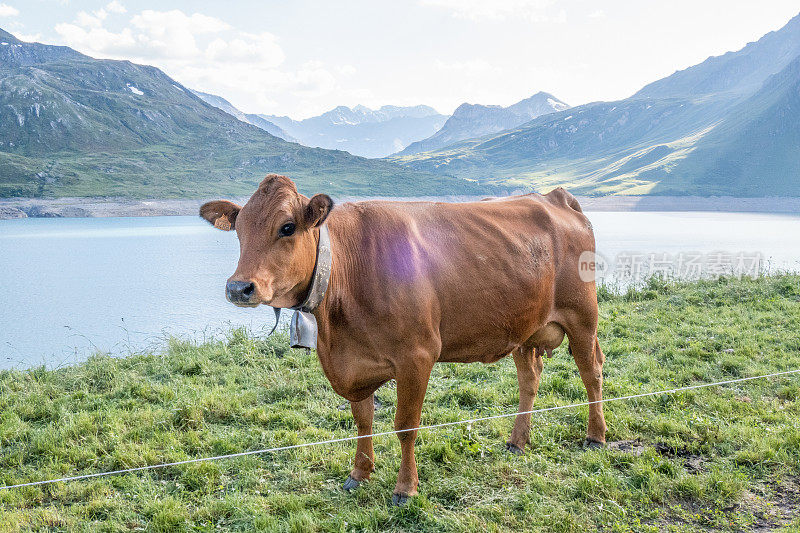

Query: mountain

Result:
[391,13,800,196]
[190,90,296,142]
[635,13,800,99]
[398,92,569,155]
[666,54,800,195]
[0,29,487,198]
[261,105,448,158]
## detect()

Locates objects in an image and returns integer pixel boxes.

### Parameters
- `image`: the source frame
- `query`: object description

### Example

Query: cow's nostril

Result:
[226,280,256,303]
[241,282,254,297]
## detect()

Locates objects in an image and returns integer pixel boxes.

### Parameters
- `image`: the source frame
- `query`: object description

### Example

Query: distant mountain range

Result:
[3,10,800,200]
[259,105,448,158]
[0,28,486,198]
[390,12,800,196]
[398,92,569,155]
[190,90,295,142]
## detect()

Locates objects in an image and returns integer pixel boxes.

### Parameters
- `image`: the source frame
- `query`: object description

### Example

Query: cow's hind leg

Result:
[506,343,544,454]
[343,393,375,491]
[567,329,607,446]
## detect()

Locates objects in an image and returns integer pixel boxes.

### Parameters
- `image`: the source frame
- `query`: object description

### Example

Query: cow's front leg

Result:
[392,356,434,505]
[343,393,375,491]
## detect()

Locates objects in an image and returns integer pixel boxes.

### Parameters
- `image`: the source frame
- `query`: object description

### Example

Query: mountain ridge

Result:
[397,91,569,155]
[190,90,296,142]
[391,12,800,197]
[261,104,448,158]
[0,28,487,198]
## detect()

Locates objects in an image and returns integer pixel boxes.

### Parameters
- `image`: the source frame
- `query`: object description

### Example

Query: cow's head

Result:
[200,174,333,308]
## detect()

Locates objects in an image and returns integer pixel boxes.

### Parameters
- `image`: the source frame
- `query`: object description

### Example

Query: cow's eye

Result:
[278,222,296,237]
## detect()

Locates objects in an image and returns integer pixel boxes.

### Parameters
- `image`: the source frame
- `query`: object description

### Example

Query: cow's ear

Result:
[200,200,241,231]
[304,194,334,228]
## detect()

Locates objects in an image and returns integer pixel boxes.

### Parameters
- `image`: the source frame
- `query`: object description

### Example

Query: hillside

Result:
[635,13,800,99]
[392,13,800,196]
[190,90,295,142]
[0,30,486,198]
[398,92,569,155]
[262,105,448,158]
[664,54,800,195]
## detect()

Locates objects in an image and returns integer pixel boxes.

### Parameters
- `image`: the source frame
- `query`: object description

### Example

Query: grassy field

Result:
[1,275,800,531]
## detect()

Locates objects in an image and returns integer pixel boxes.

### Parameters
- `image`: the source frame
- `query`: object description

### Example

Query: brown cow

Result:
[200,174,606,505]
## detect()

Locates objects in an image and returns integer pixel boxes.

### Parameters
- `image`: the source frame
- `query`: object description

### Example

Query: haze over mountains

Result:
[0,28,484,198]
[190,90,295,142]
[391,13,800,196]
[261,105,448,158]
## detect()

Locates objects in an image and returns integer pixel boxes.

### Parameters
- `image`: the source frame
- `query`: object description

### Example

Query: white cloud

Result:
[105,1,126,14]
[419,0,554,21]
[54,23,137,55]
[131,10,230,36]
[14,31,41,42]
[53,8,343,117]
[75,11,104,29]
[0,2,19,17]
[127,10,230,59]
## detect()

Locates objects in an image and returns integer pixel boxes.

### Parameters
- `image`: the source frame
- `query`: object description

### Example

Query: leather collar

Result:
[291,224,332,313]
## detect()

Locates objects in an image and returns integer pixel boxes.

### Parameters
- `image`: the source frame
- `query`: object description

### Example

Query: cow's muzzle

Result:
[226,280,257,306]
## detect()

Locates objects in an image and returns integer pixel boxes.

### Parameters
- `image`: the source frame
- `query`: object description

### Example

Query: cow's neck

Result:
[292,224,332,313]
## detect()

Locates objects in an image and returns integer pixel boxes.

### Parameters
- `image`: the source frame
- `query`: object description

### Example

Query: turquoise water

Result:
[1,212,799,369]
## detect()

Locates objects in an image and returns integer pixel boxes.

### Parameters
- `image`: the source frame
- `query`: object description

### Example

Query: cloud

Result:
[14,31,41,42]
[419,0,555,21]
[128,10,230,59]
[0,2,19,17]
[105,1,126,14]
[53,8,342,116]
[54,23,137,56]
[75,11,105,29]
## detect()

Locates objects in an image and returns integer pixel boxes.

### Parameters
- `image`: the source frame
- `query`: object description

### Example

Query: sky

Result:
[1,1,798,119]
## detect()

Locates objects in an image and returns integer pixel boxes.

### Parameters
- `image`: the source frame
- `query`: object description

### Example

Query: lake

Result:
[2,211,800,370]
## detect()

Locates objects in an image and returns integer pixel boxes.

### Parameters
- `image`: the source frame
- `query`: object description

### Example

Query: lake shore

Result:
[2,195,800,219]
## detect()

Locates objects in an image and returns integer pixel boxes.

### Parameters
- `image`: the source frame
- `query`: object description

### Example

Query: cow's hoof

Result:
[505,442,524,455]
[343,475,361,492]
[391,493,409,506]
[584,438,604,449]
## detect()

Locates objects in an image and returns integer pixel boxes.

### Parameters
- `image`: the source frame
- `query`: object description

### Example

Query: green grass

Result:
[2,275,800,531]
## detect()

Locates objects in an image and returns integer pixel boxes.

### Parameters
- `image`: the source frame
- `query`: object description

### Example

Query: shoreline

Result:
[2,195,800,219]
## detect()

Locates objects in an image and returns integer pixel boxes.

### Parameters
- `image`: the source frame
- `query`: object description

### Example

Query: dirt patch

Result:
[654,442,706,474]
[749,475,800,531]
[605,440,646,455]
[603,440,706,473]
